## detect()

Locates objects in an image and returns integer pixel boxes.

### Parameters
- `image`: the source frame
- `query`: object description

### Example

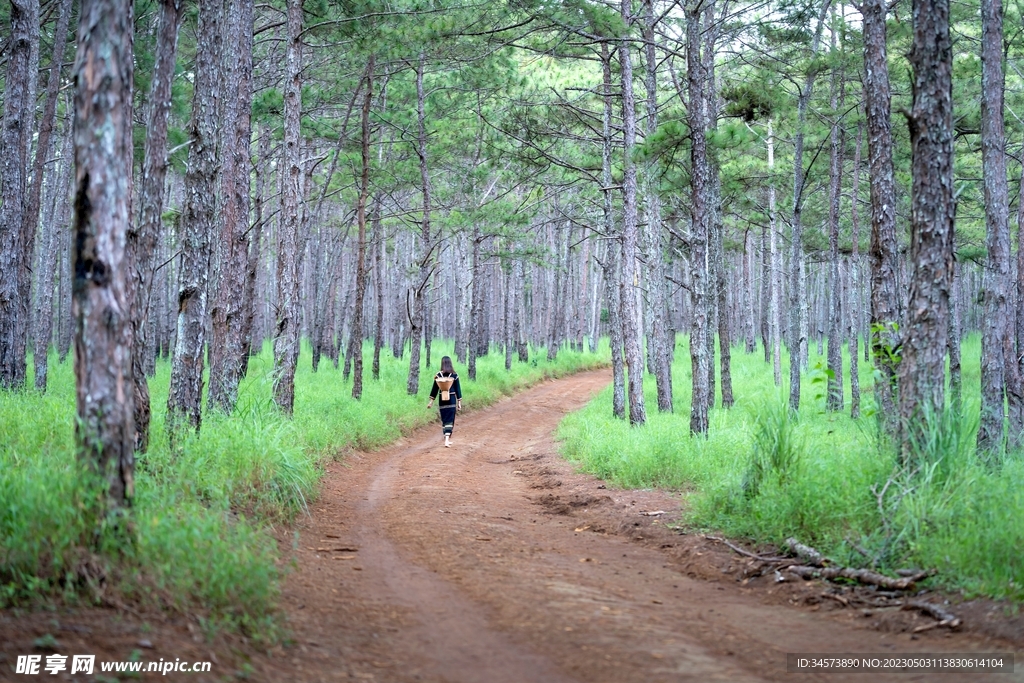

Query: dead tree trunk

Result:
[272,0,303,415]
[0,0,40,389]
[899,0,955,455]
[167,0,222,435]
[126,0,182,449]
[72,0,135,505]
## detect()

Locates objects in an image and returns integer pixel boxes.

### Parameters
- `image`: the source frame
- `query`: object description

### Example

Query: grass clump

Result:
[559,334,1024,602]
[1,339,607,634]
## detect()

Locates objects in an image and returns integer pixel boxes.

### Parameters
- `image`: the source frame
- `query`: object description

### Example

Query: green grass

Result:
[558,334,1024,602]
[0,339,607,636]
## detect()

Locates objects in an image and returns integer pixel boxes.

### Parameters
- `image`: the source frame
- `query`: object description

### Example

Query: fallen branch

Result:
[704,535,789,562]
[785,537,829,566]
[821,592,850,607]
[903,600,961,631]
[786,565,929,590]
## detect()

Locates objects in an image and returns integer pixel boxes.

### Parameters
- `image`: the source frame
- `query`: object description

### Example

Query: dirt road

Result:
[263,370,1021,683]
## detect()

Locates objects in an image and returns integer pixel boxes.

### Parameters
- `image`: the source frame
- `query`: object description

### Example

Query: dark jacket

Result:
[430,372,462,406]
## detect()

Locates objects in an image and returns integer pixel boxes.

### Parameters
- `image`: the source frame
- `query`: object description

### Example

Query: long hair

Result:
[440,356,454,375]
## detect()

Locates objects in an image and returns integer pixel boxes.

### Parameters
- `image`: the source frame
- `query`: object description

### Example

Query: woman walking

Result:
[427,356,462,447]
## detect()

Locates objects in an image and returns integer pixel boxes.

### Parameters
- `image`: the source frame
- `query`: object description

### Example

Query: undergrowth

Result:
[558,334,1024,602]
[0,340,606,637]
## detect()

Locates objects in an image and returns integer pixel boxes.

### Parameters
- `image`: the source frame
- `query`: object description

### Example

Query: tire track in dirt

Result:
[267,370,1021,683]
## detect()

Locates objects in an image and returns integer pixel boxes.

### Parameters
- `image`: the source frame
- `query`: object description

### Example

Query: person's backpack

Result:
[435,374,455,401]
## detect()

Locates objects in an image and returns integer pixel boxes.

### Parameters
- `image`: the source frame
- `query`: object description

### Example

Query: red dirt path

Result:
[262,369,1021,683]
[2,369,1021,682]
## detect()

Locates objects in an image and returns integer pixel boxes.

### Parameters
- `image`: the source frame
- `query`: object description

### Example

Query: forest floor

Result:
[2,369,1023,682]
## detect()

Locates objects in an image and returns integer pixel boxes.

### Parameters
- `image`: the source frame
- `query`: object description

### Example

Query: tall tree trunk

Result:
[848,122,863,418]
[899,0,955,455]
[744,228,757,354]
[515,257,529,363]
[977,0,1013,450]
[643,0,672,412]
[788,0,830,411]
[34,124,73,392]
[372,199,385,380]
[72,0,135,505]
[0,0,40,389]
[167,0,222,435]
[208,0,254,413]
[272,0,303,415]
[407,53,432,394]
[547,225,562,362]
[826,21,845,412]
[242,125,269,373]
[467,227,483,380]
[769,120,782,387]
[620,0,646,426]
[126,0,182,449]
[687,0,710,434]
[862,0,901,432]
[351,56,374,400]
[27,0,72,391]
[760,222,771,363]
[948,260,961,413]
[1014,151,1024,445]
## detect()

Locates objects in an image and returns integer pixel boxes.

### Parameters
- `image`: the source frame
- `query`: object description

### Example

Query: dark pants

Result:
[439,404,456,436]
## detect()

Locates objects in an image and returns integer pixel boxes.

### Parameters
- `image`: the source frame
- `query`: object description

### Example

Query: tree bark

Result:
[620,0,646,426]
[769,120,782,387]
[977,0,1012,451]
[687,0,710,434]
[899,0,955,455]
[407,53,432,394]
[862,0,901,432]
[788,0,830,411]
[272,0,303,415]
[33,123,73,392]
[72,0,136,505]
[948,260,961,413]
[744,228,756,354]
[167,0,222,435]
[126,0,182,449]
[351,56,374,400]
[242,125,269,373]
[208,0,254,413]
[1013,150,1024,445]
[0,0,40,389]
[372,199,385,380]
[848,122,863,418]
[27,0,72,391]
[642,0,672,412]
[826,22,845,413]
